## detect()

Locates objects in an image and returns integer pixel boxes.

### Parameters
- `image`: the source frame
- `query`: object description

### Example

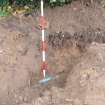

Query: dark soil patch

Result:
[48,28,105,51]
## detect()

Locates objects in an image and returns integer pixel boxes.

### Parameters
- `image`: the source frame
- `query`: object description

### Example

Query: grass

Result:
[0,10,10,17]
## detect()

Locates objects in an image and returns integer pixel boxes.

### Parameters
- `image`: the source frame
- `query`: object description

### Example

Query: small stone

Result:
[65,98,73,102]
[15,99,19,104]
[19,96,23,101]
[14,94,18,98]
[62,35,65,37]
[73,7,78,11]
[23,96,28,102]
[0,50,3,54]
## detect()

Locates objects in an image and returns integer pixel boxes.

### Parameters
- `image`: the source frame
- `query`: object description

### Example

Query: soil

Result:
[0,1,105,105]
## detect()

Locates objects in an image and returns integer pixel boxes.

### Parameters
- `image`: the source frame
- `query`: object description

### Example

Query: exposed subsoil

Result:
[0,1,105,105]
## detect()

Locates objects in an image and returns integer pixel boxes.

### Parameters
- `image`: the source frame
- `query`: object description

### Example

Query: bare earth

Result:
[0,1,105,105]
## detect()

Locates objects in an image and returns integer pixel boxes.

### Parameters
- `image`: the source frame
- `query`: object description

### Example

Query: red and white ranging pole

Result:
[39,0,47,78]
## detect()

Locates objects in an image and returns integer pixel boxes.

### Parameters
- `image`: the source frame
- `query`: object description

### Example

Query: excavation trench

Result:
[13,28,105,104]
[44,28,105,88]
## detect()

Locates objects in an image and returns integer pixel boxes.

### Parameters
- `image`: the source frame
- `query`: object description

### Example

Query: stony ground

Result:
[0,1,105,105]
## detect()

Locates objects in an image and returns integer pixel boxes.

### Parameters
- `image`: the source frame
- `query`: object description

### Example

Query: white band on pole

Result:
[42,29,45,41]
[43,70,46,78]
[42,51,46,61]
[41,0,44,16]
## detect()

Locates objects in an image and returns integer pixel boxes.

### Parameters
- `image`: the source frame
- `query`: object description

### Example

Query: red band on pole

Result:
[40,41,46,51]
[41,61,48,71]
[39,16,47,29]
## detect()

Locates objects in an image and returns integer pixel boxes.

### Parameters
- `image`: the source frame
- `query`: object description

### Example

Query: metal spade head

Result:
[39,74,54,84]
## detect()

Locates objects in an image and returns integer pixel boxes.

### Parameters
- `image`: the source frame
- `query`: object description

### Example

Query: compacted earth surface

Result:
[1,1,105,105]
